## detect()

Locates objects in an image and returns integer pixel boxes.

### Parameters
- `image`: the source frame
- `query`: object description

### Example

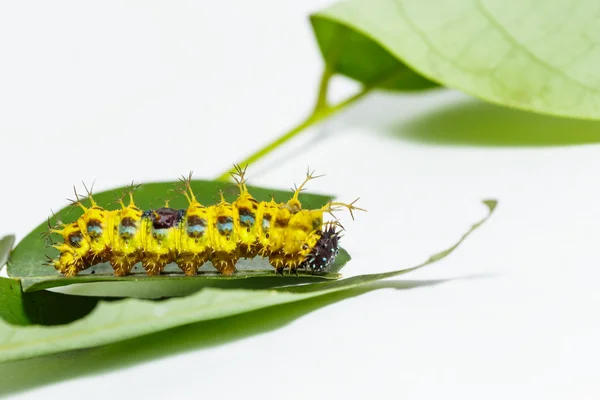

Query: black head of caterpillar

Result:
[43,165,365,277]
[301,224,341,273]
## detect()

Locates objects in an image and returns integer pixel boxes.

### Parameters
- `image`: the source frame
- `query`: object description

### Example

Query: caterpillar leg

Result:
[177,252,210,276]
[110,257,138,276]
[239,243,260,259]
[269,252,299,275]
[179,261,199,276]
[272,266,299,276]
[63,263,85,277]
[272,249,305,275]
[45,253,86,277]
[211,251,237,275]
[142,258,169,276]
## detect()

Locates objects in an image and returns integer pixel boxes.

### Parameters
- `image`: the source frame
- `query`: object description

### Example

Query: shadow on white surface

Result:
[345,92,600,147]
[0,275,492,396]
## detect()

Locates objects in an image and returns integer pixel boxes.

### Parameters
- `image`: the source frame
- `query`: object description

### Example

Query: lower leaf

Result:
[0,200,495,363]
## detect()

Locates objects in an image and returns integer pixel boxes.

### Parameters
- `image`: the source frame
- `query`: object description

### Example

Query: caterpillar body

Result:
[44,167,364,277]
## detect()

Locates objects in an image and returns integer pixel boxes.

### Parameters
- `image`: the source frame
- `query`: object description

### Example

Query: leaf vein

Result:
[475,0,600,95]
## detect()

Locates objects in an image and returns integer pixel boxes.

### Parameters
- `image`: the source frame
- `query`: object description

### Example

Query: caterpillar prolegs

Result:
[43,167,364,277]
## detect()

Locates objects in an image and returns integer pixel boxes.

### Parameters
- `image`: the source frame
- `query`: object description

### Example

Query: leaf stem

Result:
[216,27,349,182]
[216,73,371,182]
[215,65,405,182]
[313,64,334,113]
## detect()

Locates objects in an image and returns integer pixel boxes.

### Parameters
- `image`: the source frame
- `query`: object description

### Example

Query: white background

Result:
[1,0,599,398]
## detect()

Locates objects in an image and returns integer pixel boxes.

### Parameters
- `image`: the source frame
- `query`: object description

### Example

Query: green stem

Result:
[313,64,334,113]
[216,27,349,182]
[216,74,372,182]
[215,67,404,182]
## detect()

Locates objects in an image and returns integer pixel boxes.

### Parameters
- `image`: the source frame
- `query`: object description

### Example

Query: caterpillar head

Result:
[303,225,340,273]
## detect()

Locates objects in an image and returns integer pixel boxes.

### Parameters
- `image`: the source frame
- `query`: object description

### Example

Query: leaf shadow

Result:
[0,275,488,396]
[392,98,600,147]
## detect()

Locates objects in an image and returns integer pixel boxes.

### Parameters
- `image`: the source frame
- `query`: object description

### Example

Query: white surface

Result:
[1,1,599,398]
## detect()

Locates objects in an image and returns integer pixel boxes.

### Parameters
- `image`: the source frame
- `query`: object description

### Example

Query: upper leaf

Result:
[310,6,438,91]
[312,0,600,119]
[0,235,14,273]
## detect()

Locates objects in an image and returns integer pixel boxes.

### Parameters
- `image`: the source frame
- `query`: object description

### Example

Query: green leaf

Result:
[0,235,14,273]
[0,237,30,325]
[0,277,29,326]
[1,232,106,325]
[311,9,438,91]
[0,199,496,363]
[0,279,454,395]
[312,0,600,119]
[8,180,343,293]
[0,277,103,326]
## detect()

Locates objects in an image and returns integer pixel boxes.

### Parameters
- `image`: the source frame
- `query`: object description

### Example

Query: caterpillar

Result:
[43,166,364,277]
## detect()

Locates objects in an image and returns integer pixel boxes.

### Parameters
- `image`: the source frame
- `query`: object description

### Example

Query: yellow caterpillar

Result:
[44,166,364,277]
